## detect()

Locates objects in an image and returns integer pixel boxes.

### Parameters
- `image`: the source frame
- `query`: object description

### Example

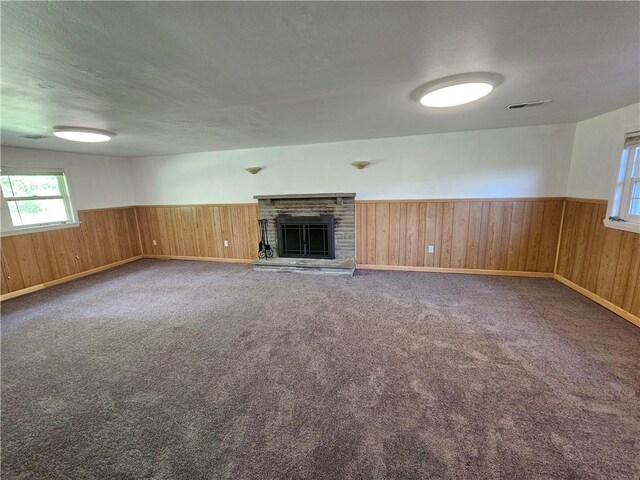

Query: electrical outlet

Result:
[224,240,229,247]
[152,239,157,246]
[427,245,434,254]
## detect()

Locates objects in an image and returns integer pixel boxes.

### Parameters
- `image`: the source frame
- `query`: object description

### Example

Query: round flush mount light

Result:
[411,72,503,108]
[52,126,116,143]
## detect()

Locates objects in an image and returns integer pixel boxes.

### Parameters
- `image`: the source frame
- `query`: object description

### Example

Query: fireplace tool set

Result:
[258,219,274,259]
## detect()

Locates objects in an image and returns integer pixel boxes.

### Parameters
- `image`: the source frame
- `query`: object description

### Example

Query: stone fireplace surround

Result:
[253,193,356,275]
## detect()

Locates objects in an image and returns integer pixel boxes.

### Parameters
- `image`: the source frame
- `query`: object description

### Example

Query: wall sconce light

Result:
[351,161,371,170]
[245,166,263,175]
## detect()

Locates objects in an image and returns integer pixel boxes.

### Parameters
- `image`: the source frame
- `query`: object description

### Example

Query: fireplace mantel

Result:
[253,193,355,200]
[254,193,355,205]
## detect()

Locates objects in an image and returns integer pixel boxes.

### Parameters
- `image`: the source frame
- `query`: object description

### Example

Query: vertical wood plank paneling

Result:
[506,201,524,271]
[0,207,141,294]
[633,279,640,318]
[227,206,245,259]
[465,202,483,269]
[39,234,62,279]
[577,203,600,287]
[210,207,225,258]
[140,208,155,253]
[156,208,171,254]
[1,238,26,292]
[98,210,117,265]
[477,202,490,269]
[451,202,470,268]
[129,209,143,257]
[29,233,56,282]
[375,203,390,265]
[417,203,427,267]
[433,202,445,268]
[517,202,533,271]
[405,203,420,266]
[485,202,504,270]
[388,203,401,266]
[568,202,593,282]
[556,200,575,278]
[0,251,10,294]
[525,202,544,271]
[134,204,260,262]
[10,234,44,287]
[355,203,365,264]
[611,232,635,307]
[440,203,454,268]
[398,203,408,266]
[365,203,376,265]
[622,236,640,313]
[632,253,640,317]
[498,201,513,270]
[194,206,209,258]
[537,200,563,273]
[50,229,79,277]
[218,206,233,258]
[424,203,438,268]
[595,228,623,301]
[356,198,564,275]
[585,204,608,293]
[556,199,640,318]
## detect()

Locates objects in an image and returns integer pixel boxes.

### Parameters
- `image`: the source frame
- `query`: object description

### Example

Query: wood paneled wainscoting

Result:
[1,198,638,328]
[1,207,142,299]
[135,204,260,262]
[356,198,564,276]
[555,199,640,327]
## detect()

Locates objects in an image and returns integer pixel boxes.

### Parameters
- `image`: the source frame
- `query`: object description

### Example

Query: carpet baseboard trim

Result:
[142,254,254,264]
[553,274,640,328]
[356,264,554,278]
[0,255,144,302]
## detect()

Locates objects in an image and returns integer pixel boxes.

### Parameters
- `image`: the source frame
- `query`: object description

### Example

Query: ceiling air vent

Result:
[504,100,551,110]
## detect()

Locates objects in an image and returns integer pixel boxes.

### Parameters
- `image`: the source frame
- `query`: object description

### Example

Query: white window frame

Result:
[605,133,640,234]
[0,167,80,236]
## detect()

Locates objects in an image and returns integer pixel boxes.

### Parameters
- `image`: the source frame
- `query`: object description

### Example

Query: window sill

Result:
[1,222,81,237]
[603,218,640,234]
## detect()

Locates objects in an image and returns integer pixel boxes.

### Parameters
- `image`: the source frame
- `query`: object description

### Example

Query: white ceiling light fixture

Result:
[52,126,116,143]
[411,73,504,108]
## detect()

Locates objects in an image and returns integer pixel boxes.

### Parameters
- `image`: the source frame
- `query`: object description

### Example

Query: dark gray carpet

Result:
[1,259,639,479]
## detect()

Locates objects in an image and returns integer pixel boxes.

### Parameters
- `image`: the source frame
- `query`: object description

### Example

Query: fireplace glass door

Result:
[276,215,335,259]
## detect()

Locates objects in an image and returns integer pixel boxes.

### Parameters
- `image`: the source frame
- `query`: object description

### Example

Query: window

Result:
[0,169,77,234]
[607,132,640,233]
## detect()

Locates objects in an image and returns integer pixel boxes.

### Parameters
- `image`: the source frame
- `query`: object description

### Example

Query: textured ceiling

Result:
[2,1,639,157]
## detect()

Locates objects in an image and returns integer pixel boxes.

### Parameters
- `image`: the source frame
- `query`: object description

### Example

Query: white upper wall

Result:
[131,123,576,205]
[566,103,640,200]
[0,146,134,210]
[2,102,635,209]
[1,122,581,208]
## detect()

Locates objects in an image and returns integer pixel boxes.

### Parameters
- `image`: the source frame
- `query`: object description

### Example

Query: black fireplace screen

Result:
[277,215,335,259]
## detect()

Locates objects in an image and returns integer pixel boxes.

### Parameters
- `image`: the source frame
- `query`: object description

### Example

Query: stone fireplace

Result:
[253,193,356,275]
